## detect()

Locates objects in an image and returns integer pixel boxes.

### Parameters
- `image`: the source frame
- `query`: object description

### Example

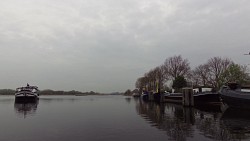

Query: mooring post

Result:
[182,88,194,106]
[148,91,154,101]
[183,107,195,124]
[160,93,164,103]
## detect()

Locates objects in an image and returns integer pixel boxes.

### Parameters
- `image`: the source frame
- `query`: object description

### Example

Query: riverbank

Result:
[0,89,117,96]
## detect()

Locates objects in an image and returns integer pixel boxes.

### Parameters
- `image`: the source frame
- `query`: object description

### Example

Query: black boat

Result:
[164,88,221,105]
[219,83,250,109]
[141,91,149,101]
[193,89,221,105]
[164,92,183,104]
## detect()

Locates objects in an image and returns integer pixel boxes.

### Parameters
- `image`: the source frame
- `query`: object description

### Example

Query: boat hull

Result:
[15,92,39,102]
[164,93,183,104]
[219,83,250,109]
[15,96,38,102]
[220,93,250,109]
[141,94,149,101]
[194,92,221,105]
[164,92,221,105]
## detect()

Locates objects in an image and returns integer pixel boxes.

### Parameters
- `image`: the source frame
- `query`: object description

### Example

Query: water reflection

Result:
[125,97,132,103]
[14,100,39,118]
[40,97,79,103]
[136,100,250,141]
[136,101,195,141]
[220,107,250,140]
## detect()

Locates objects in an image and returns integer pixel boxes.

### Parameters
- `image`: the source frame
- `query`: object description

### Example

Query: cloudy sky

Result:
[0,0,249,93]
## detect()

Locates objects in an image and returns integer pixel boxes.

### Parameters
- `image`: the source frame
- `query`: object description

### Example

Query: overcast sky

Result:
[0,0,249,93]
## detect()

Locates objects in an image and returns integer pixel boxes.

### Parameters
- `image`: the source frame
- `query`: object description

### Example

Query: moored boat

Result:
[193,87,221,105]
[132,93,141,97]
[15,84,39,102]
[164,92,183,104]
[164,87,221,105]
[219,83,250,109]
[141,91,149,101]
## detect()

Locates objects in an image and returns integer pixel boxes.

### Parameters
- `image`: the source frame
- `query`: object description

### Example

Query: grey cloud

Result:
[0,0,249,92]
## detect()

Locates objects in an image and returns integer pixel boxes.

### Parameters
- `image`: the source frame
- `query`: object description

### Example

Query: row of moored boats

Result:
[134,83,250,109]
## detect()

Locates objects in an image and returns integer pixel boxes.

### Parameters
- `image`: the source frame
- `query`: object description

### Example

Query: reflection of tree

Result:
[220,108,250,140]
[14,100,39,118]
[195,112,226,140]
[40,97,79,104]
[136,101,250,141]
[136,101,194,141]
[159,106,194,141]
[125,97,131,104]
[193,106,250,141]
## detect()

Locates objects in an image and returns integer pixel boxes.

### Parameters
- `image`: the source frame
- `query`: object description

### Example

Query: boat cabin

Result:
[16,86,39,93]
[227,83,240,90]
[193,87,215,93]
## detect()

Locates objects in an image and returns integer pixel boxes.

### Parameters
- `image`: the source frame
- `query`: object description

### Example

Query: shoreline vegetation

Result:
[0,89,123,96]
[133,55,250,94]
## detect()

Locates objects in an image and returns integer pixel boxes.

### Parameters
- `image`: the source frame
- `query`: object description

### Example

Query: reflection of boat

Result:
[141,91,149,101]
[221,107,250,137]
[219,83,250,109]
[194,104,222,113]
[15,84,39,102]
[135,97,248,140]
[14,100,39,118]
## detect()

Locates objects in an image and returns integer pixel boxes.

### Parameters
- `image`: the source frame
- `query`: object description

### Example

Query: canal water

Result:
[0,95,249,141]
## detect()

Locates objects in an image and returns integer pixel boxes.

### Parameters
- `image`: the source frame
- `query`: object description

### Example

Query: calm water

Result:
[0,95,249,141]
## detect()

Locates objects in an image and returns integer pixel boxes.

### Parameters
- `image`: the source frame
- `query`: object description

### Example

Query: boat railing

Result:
[241,89,250,93]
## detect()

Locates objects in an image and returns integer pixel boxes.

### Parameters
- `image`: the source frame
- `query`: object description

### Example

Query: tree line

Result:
[0,89,100,95]
[135,55,249,93]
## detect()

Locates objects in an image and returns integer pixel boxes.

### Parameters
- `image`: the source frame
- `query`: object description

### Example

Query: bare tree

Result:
[136,65,169,93]
[206,57,233,89]
[147,69,156,91]
[192,64,210,87]
[135,76,147,93]
[154,65,167,92]
[164,55,191,80]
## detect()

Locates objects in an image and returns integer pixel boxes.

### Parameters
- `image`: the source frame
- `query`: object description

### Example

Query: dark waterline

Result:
[0,95,249,141]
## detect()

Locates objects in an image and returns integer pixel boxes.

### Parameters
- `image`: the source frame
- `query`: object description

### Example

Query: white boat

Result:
[15,84,39,102]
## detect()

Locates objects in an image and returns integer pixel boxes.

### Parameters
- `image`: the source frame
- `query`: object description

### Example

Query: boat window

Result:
[228,83,239,90]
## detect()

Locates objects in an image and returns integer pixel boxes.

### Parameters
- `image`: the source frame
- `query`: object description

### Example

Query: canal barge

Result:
[15,84,39,102]
[164,88,221,105]
[164,93,183,103]
[193,87,221,105]
[219,83,250,109]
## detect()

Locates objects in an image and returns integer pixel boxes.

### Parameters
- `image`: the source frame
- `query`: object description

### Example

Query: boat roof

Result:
[16,86,38,89]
